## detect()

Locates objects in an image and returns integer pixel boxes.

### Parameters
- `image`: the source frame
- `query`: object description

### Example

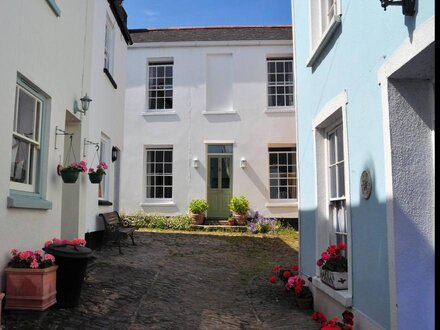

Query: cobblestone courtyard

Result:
[3,230,318,329]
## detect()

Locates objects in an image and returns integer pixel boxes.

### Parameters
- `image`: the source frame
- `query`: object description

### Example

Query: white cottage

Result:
[0,0,131,287]
[121,26,297,222]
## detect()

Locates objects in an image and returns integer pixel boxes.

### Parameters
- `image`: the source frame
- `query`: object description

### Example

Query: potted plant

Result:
[4,248,58,311]
[228,195,250,225]
[58,160,88,183]
[188,199,208,225]
[312,310,354,329]
[269,263,313,310]
[88,161,108,184]
[316,243,348,290]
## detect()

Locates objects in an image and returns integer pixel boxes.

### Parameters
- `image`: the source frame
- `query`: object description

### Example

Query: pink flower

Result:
[321,252,331,260]
[44,254,55,262]
[30,259,39,269]
[88,167,95,173]
[316,258,324,266]
[10,249,18,256]
[98,162,108,170]
[19,251,32,261]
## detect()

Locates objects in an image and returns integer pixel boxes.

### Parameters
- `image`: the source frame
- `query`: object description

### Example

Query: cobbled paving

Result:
[2,231,319,330]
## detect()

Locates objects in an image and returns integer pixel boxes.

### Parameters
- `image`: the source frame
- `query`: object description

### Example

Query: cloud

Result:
[144,10,157,18]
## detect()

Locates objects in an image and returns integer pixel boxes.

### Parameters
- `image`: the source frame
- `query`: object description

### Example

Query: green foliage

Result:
[188,199,209,214]
[120,211,192,230]
[228,195,250,215]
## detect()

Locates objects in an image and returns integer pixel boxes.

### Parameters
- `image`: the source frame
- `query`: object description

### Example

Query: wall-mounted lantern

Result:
[379,0,415,16]
[240,157,246,169]
[74,93,92,115]
[193,157,199,168]
[112,146,119,162]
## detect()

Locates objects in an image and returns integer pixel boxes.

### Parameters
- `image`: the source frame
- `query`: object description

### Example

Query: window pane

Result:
[207,145,233,154]
[329,132,336,164]
[330,165,337,198]
[210,158,218,188]
[16,89,37,140]
[164,164,172,174]
[337,126,344,162]
[155,163,163,173]
[337,163,345,197]
[156,187,163,198]
[270,187,278,199]
[164,176,172,185]
[221,158,231,189]
[268,95,276,107]
[10,137,31,184]
[164,151,172,162]
[164,187,172,198]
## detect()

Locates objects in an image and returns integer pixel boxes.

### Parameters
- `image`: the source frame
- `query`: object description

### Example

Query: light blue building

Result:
[291,1,434,329]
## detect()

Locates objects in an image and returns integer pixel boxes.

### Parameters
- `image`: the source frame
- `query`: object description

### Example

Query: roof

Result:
[129,26,292,43]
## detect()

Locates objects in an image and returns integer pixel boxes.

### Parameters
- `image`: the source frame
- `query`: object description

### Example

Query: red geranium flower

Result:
[282,271,291,278]
[337,242,346,250]
[269,275,277,283]
[290,264,299,271]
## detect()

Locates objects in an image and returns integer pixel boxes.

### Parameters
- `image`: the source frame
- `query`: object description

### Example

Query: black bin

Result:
[44,243,92,308]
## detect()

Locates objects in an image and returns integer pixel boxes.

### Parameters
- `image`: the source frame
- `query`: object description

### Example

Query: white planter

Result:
[320,269,348,290]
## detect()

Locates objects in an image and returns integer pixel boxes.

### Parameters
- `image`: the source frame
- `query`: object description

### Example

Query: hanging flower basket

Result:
[60,170,80,183]
[88,172,103,184]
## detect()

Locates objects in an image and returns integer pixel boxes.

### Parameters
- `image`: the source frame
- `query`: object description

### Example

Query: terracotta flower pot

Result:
[191,213,205,225]
[88,172,103,184]
[60,170,79,183]
[232,213,248,225]
[4,265,58,311]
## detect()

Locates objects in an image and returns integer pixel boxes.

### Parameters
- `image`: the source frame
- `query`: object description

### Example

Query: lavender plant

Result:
[248,211,280,234]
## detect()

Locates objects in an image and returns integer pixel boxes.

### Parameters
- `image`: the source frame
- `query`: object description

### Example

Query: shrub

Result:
[248,211,280,234]
[188,199,209,214]
[120,211,192,230]
[228,196,250,215]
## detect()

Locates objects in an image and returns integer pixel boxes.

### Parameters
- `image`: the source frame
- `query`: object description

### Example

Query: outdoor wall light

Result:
[74,93,92,115]
[193,157,199,168]
[111,146,119,162]
[379,0,415,16]
[240,157,246,168]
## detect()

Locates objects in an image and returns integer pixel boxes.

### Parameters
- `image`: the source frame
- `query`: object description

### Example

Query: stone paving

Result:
[2,231,319,330]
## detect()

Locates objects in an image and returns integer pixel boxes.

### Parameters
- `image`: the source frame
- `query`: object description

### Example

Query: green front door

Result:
[207,155,232,218]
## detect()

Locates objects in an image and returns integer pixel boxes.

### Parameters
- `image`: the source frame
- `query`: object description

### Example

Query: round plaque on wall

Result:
[360,170,372,199]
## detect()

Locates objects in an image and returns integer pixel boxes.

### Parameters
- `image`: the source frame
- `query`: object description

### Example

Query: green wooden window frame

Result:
[8,74,52,210]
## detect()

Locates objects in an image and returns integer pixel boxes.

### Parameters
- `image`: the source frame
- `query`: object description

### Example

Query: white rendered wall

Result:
[0,0,91,287]
[0,0,128,288]
[122,42,297,219]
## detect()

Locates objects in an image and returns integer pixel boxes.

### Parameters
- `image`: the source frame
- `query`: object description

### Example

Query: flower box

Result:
[320,268,348,290]
[4,265,58,311]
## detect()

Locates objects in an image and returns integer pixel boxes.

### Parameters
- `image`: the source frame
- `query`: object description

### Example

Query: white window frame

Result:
[311,90,352,306]
[147,60,174,112]
[266,57,294,111]
[144,146,173,202]
[99,135,111,201]
[104,15,115,73]
[10,84,43,192]
[268,146,297,200]
[307,0,342,67]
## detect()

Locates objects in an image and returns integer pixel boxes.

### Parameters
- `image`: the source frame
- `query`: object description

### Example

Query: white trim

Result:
[306,0,341,67]
[265,107,295,113]
[312,276,352,307]
[203,140,235,144]
[129,40,293,49]
[312,89,352,299]
[202,110,237,115]
[377,16,435,330]
[141,111,176,116]
[140,201,176,207]
[265,202,297,208]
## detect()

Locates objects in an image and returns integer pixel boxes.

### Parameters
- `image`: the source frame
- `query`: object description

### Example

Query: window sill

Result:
[140,201,176,207]
[202,110,237,115]
[265,108,295,113]
[98,200,113,206]
[265,202,297,208]
[7,191,52,210]
[141,110,176,116]
[103,68,117,89]
[306,17,341,67]
[312,276,352,307]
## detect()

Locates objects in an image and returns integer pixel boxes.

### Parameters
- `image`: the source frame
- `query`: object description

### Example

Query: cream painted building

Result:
[121,26,297,221]
[0,0,131,286]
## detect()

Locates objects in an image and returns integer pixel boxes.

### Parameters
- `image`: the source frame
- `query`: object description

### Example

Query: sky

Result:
[123,0,292,29]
